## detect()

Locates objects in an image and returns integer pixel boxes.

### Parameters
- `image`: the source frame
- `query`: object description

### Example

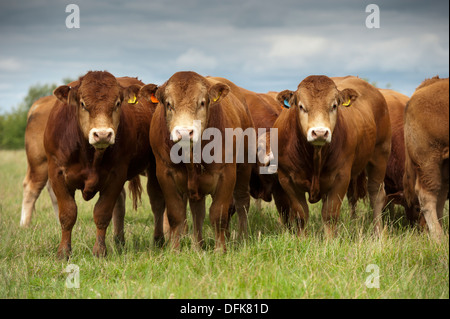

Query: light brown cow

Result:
[44,71,164,259]
[275,75,391,237]
[403,76,449,240]
[140,71,254,252]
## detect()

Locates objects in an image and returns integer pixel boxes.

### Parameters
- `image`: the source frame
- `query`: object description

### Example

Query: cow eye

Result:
[200,100,205,107]
[80,101,87,111]
[299,104,307,113]
[115,100,121,108]
[331,103,338,111]
[166,102,173,111]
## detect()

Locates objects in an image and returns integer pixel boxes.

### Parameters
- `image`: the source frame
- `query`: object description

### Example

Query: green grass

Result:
[0,150,448,299]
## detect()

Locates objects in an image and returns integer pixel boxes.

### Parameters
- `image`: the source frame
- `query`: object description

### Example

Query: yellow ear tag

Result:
[342,99,351,107]
[128,95,137,104]
[213,91,221,103]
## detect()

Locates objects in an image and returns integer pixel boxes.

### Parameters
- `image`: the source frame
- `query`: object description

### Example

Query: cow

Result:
[378,89,423,224]
[44,71,165,259]
[139,71,255,252]
[231,85,290,221]
[403,76,449,241]
[274,75,391,237]
[20,77,147,228]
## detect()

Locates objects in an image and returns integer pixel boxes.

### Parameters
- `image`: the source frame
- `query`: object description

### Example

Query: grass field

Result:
[0,150,448,299]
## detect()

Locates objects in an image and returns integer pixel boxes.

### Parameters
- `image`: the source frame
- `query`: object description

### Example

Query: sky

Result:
[0,0,448,113]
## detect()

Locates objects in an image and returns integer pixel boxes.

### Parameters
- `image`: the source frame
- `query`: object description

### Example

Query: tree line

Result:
[0,78,73,149]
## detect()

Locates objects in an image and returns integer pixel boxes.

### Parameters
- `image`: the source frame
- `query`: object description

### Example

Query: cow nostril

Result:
[107,132,112,139]
[324,130,329,138]
[189,130,194,137]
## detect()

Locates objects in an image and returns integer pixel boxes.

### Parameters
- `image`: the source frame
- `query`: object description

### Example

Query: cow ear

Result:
[277,90,295,109]
[339,88,359,107]
[123,84,142,105]
[53,85,71,104]
[139,84,160,104]
[209,83,229,105]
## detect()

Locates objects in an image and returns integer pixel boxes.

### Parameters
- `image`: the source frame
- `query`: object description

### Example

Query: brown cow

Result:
[44,71,165,259]
[20,77,147,228]
[403,76,449,240]
[275,75,391,237]
[234,86,290,220]
[378,89,423,224]
[140,71,254,252]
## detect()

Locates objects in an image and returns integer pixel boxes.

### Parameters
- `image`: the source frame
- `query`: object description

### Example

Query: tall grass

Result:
[0,150,448,299]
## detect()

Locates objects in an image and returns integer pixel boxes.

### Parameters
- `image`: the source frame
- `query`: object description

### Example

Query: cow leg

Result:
[146,167,166,247]
[46,181,59,221]
[210,167,236,252]
[414,160,445,240]
[278,174,309,235]
[47,160,77,260]
[367,156,389,236]
[189,196,205,249]
[233,164,252,239]
[112,188,126,247]
[322,187,347,239]
[93,183,125,257]
[20,164,48,227]
[272,180,290,226]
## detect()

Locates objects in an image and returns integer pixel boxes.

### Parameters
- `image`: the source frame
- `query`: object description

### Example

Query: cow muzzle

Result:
[307,127,331,146]
[171,125,199,146]
[89,127,115,149]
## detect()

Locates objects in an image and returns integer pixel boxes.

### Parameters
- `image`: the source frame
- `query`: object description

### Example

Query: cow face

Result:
[54,71,139,150]
[140,71,229,147]
[277,75,358,147]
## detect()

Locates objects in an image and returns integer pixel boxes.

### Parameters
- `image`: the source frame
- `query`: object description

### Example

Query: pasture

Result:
[0,150,448,299]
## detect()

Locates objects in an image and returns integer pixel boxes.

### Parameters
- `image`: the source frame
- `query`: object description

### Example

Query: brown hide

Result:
[378,89,421,223]
[274,75,391,236]
[403,76,449,240]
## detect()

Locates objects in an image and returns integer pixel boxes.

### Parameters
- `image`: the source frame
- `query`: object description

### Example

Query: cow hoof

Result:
[92,243,107,258]
[153,236,165,248]
[57,245,71,260]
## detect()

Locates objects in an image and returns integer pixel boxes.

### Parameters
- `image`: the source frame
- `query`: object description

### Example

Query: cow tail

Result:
[128,175,143,211]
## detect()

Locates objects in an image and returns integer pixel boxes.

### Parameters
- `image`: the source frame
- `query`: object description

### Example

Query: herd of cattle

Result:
[18,70,449,259]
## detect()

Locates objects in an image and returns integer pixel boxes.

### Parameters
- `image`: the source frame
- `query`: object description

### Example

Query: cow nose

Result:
[174,127,194,142]
[90,128,115,146]
[307,127,331,145]
[311,128,329,139]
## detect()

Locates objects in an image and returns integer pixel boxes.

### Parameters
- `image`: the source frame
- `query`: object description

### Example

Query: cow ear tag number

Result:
[283,99,291,108]
[128,95,138,104]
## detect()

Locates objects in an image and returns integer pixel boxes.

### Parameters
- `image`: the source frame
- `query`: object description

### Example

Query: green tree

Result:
[0,78,75,149]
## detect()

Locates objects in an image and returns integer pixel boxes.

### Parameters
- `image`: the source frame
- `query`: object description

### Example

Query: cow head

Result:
[140,71,229,147]
[53,71,140,150]
[277,75,358,147]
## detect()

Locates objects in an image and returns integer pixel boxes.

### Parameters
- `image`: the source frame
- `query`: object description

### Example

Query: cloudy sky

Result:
[0,0,448,113]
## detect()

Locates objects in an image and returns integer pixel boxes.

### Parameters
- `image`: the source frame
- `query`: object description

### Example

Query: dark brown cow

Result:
[44,71,164,259]
[403,76,449,240]
[20,77,147,228]
[378,89,423,224]
[140,71,254,252]
[275,75,391,236]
